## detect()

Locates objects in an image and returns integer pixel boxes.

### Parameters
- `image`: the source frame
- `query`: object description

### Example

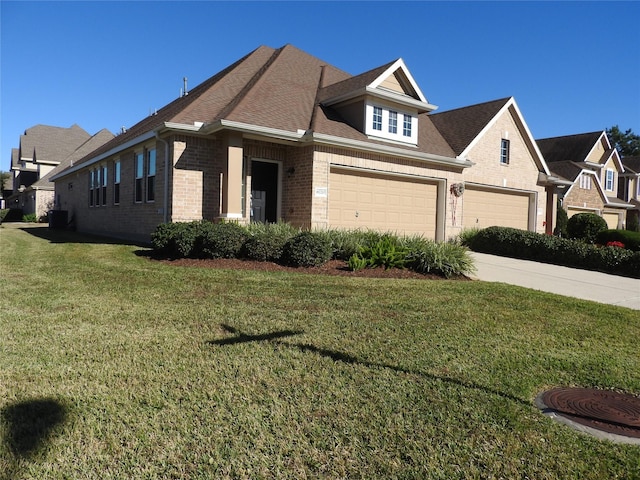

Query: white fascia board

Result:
[199,119,308,143]
[50,131,156,181]
[538,172,574,186]
[310,132,472,168]
[369,59,428,104]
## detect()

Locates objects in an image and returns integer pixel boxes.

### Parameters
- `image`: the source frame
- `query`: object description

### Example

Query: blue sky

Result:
[2,1,639,172]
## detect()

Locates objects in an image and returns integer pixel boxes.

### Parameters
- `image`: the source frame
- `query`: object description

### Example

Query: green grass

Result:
[1,224,639,479]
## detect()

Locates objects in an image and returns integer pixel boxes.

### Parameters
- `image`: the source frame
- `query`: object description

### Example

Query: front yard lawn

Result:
[1,224,639,479]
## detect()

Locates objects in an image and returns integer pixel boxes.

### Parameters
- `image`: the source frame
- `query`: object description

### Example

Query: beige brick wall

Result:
[564,183,604,212]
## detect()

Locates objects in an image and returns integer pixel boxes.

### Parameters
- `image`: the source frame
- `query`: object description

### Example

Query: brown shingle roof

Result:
[34,129,115,187]
[545,160,584,182]
[622,156,640,174]
[429,97,512,155]
[65,44,461,172]
[536,131,603,163]
[20,124,91,164]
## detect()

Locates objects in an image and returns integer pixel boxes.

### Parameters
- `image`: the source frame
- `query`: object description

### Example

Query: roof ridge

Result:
[430,97,512,116]
[216,46,285,120]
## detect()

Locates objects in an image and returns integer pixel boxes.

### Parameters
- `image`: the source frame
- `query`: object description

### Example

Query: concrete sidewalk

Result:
[469,252,640,310]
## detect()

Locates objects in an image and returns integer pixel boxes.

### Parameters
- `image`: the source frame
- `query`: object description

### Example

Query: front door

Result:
[251,161,279,223]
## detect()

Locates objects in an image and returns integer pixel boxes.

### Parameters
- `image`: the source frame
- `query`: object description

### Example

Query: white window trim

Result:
[605,168,614,191]
[579,173,592,190]
[500,139,510,165]
[365,102,418,145]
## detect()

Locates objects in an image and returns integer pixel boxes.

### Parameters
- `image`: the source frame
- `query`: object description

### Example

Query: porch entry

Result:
[250,160,279,223]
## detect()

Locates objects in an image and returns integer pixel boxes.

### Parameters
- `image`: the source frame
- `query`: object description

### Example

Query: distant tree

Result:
[606,126,640,157]
[0,170,10,187]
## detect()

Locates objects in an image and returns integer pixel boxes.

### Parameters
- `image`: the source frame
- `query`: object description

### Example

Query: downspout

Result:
[155,132,170,224]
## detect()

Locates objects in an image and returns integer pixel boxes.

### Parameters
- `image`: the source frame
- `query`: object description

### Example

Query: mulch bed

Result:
[159,258,469,280]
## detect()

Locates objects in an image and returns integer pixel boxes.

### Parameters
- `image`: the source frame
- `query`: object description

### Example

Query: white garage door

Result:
[329,169,438,237]
[463,187,531,230]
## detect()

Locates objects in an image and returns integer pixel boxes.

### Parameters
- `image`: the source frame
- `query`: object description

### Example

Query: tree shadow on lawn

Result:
[208,325,529,407]
[1,397,69,480]
[19,225,149,248]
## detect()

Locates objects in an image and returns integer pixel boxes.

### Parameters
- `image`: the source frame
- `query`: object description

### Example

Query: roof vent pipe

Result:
[183,77,188,96]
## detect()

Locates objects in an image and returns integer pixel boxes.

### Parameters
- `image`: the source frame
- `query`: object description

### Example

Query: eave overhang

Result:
[322,86,438,113]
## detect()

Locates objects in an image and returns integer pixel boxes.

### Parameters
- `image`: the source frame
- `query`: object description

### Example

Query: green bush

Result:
[151,221,203,258]
[554,200,568,237]
[595,229,640,252]
[457,228,481,247]
[349,237,408,270]
[0,209,9,223]
[199,221,247,259]
[281,231,332,267]
[22,213,38,223]
[626,211,639,232]
[242,222,299,262]
[405,238,476,278]
[566,213,607,243]
[466,226,640,278]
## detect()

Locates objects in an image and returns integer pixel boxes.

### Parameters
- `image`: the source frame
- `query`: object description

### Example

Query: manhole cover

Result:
[536,387,640,444]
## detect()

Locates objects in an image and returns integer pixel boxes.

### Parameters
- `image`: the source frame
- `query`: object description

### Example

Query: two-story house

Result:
[537,131,631,229]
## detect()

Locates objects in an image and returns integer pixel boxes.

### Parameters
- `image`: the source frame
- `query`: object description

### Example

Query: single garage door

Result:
[602,212,620,229]
[329,168,438,237]
[463,187,531,230]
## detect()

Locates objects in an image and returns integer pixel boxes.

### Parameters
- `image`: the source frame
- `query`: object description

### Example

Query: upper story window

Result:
[146,149,156,202]
[114,160,121,205]
[579,173,591,190]
[500,139,510,165]
[403,114,412,137]
[366,103,418,145]
[135,152,144,203]
[388,111,397,134]
[605,169,614,191]
[372,106,383,131]
[95,167,102,206]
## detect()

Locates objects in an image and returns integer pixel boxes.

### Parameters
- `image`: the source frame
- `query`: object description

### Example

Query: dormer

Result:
[319,59,437,146]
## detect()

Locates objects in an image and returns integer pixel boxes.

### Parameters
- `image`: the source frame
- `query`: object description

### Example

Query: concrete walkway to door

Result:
[469,252,640,310]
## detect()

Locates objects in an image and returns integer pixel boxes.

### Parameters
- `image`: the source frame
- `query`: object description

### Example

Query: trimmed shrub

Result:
[567,213,607,243]
[596,229,640,252]
[457,228,481,247]
[242,222,299,262]
[626,211,639,232]
[466,226,640,278]
[281,231,332,267]
[22,213,38,223]
[554,201,569,237]
[151,221,202,258]
[198,221,247,259]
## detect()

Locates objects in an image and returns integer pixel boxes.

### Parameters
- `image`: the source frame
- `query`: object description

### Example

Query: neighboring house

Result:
[51,44,560,243]
[537,131,632,229]
[619,156,640,228]
[7,124,94,218]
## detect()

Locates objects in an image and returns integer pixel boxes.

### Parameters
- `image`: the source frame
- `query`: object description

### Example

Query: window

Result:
[114,161,121,205]
[95,168,101,206]
[388,111,397,134]
[500,139,510,165]
[135,152,144,202]
[579,173,591,190]
[373,106,382,131]
[146,149,156,202]
[101,165,107,206]
[89,170,94,207]
[402,114,412,137]
[605,169,614,191]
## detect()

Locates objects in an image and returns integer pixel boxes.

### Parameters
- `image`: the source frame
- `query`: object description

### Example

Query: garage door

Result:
[463,187,531,230]
[602,212,620,229]
[329,169,438,237]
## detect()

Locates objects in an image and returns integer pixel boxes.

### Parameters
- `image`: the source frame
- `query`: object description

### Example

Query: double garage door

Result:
[462,187,532,230]
[329,168,438,237]
[329,169,533,236]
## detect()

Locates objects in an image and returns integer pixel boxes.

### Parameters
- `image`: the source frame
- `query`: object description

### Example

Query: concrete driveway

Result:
[469,252,640,310]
